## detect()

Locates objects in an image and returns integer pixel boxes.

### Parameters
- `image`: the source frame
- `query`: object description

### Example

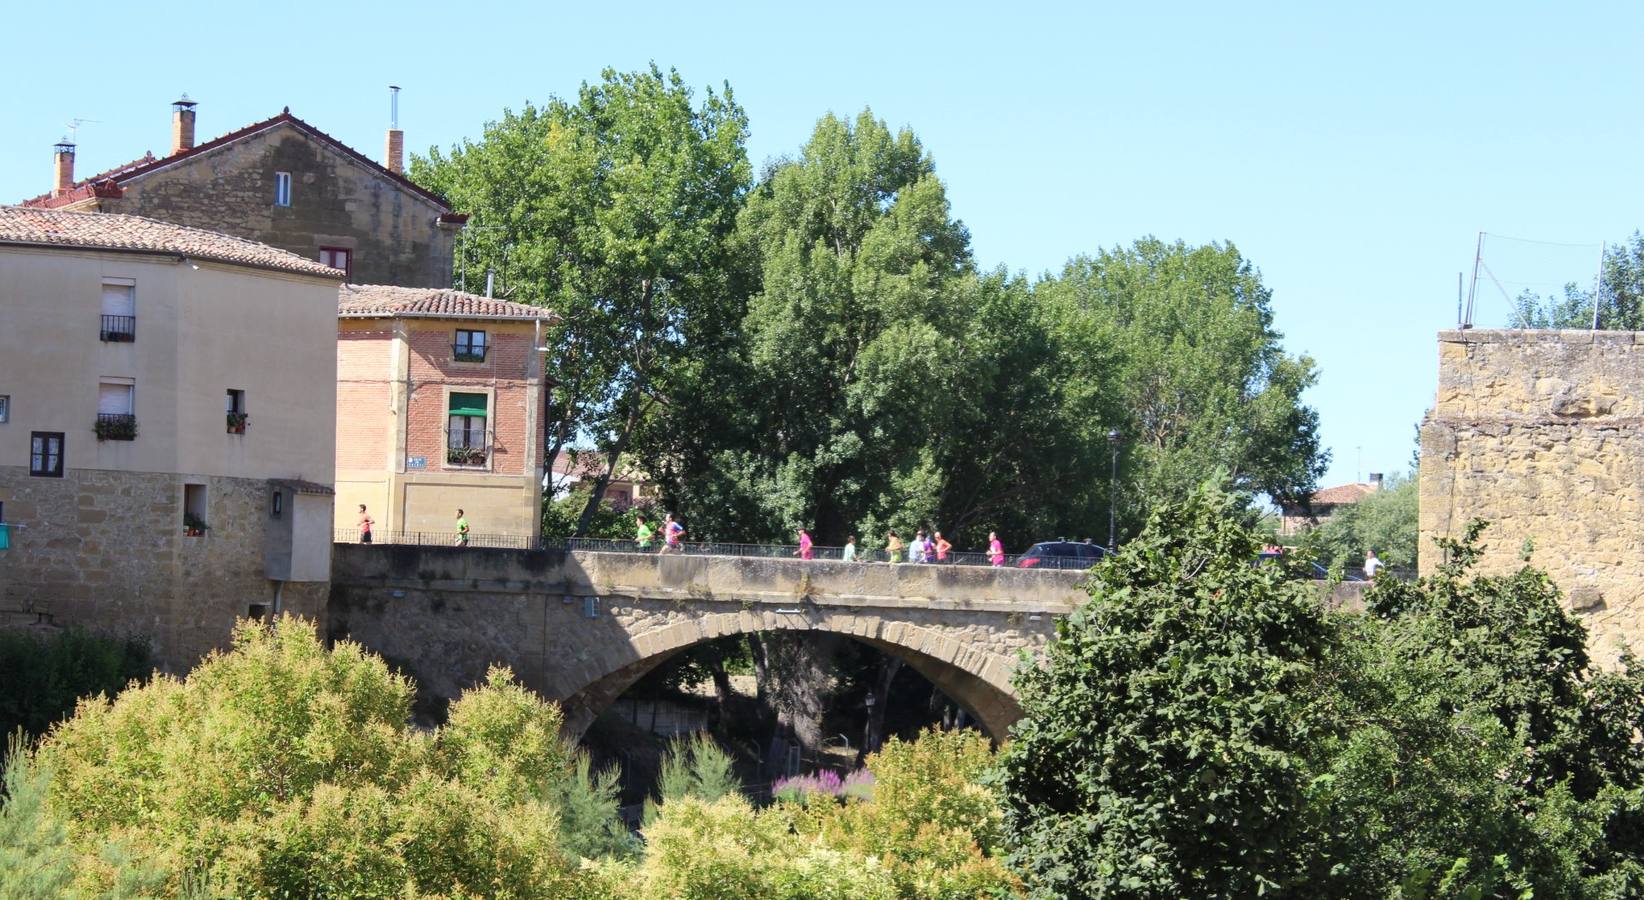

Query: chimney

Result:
[171,95,197,154]
[52,140,76,197]
[384,85,404,175]
[1368,472,1384,489]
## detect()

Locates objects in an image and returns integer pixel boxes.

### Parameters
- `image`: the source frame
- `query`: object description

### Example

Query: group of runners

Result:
[634,515,1009,566]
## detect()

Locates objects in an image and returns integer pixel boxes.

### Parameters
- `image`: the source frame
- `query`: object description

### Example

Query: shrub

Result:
[0,627,152,748]
[32,616,590,897]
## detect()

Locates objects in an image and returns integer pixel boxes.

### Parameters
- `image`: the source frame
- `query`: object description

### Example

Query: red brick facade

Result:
[336,328,391,470]
[404,325,538,476]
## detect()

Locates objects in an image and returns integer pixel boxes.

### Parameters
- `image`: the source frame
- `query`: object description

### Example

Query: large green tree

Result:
[1037,239,1328,527]
[412,66,751,535]
[653,110,974,545]
[995,488,1644,898]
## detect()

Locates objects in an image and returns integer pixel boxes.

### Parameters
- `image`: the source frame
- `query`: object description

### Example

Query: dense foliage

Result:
[997,485,1644,898]
[0,627,151,750]
[2,618,1016,898]
[413,70,1327,548]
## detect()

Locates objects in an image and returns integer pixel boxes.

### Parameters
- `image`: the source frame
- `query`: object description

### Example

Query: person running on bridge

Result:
[988,531,1005,567]
[1364,549,1384,579]
[659,513,685,554]
[635,513,655,552]
[884,530,903,563]
[933,531,952,562]
[358,505,374,544]
[797,527,815,560]
[843,535,858,562]
[911,531,929,563]
[455,509,469,547]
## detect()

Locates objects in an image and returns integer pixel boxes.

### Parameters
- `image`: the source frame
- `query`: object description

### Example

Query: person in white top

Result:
[1364,549,1384,579]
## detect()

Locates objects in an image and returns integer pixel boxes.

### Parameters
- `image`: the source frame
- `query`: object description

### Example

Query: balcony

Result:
[451,343,487,363]
[446,444,489,467]
[227,412,249,435]
[100,315,136,342]
[94,413,137,441]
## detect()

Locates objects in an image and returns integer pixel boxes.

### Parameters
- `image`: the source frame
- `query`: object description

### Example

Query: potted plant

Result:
[226,412,249,434]
[183,513,209,537]
[94,415,138,441]
[448,446,488,466]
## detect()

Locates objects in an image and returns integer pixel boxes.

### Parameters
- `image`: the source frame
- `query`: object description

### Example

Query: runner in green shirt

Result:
[455,509,470,547]
[635,513,655,551]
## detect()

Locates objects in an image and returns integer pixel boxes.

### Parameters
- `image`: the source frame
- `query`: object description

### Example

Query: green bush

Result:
[0,627,152,746]
[995,486,1644,899]
[31,616,594,897]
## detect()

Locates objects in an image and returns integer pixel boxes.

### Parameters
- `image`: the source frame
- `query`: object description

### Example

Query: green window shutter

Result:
[448,392,488,417]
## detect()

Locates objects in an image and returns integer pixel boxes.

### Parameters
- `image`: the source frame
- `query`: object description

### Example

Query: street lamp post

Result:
[1107,428,1121,550]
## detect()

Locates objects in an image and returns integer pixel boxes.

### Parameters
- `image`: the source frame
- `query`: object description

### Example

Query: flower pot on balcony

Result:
[227,413,249,434]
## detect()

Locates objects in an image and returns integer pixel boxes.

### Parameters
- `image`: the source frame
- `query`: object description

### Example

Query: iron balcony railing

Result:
[445,442,490,467]
[94,413,137,441]
[100,315,136,342]
[451,343,488,363]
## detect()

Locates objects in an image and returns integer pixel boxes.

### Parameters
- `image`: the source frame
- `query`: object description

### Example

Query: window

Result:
[270,490,283,519]
[183,483,207,535]
[274,171,292,206]
[100,280,136,342]
[96,379,136,441]
[0,395,8,423]
[447,392,488,466]
[226,389,247,434]
[453,329,488,362]
[30,432,63,477]
[319,247,352,279]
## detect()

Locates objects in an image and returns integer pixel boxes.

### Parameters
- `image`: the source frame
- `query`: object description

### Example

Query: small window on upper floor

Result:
[319,247,352,279]
[227,389,247,435]
[274,171,292,207]
[0,395,9,423]
[454,329,488,362]
[100,279,136,342]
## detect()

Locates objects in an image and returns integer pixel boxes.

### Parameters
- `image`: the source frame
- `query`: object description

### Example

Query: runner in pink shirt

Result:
[797,527,814,560]
[988,531,1005,567]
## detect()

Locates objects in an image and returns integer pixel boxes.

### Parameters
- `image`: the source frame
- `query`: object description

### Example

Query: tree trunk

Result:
[856,656,902,766]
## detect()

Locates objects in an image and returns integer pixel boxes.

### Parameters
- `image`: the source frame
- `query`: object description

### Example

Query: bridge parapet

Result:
[333,545,1088,614]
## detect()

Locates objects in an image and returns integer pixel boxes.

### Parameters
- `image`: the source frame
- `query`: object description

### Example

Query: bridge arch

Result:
[326,545,1085,741]
[554,607,1029,741]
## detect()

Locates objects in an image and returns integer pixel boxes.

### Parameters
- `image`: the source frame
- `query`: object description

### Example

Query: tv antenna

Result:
[64,118,101,143]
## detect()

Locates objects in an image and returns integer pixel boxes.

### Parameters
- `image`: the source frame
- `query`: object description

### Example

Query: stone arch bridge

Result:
[327,545,1088,739]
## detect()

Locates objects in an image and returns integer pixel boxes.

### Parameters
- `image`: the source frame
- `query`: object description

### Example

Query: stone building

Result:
[20,98,465,289]
[1277,476,1383,535]
[335,284,555,541]
[0,207,343,669]
[1420,329,1644,664]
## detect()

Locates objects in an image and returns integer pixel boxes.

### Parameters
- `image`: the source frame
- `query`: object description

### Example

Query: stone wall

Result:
[99,122,455,289]
[0,467,326,669]
[328,545,1084,738]
[1420,329,1644,663]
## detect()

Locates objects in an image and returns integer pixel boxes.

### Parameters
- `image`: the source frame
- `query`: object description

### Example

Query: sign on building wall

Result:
[407,456,427,470]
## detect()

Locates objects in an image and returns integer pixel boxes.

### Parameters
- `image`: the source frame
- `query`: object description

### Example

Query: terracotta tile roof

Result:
[1309,482,1380,505]
[0,206,346,278]
[338,284,557,321]
[20,110,452,212]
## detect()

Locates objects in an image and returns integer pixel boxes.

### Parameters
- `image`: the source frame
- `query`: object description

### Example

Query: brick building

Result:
[20,97,465,289]
[0,207,343,669]
[1277,475,1383,535]
[335,285,556,540]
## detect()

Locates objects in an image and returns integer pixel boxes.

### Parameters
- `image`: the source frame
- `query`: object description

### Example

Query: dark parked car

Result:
[1256,551,1364,582]
[1017,540,1107,570]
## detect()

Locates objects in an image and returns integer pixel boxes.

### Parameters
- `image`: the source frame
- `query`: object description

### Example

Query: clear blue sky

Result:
[6,1,1641,489]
